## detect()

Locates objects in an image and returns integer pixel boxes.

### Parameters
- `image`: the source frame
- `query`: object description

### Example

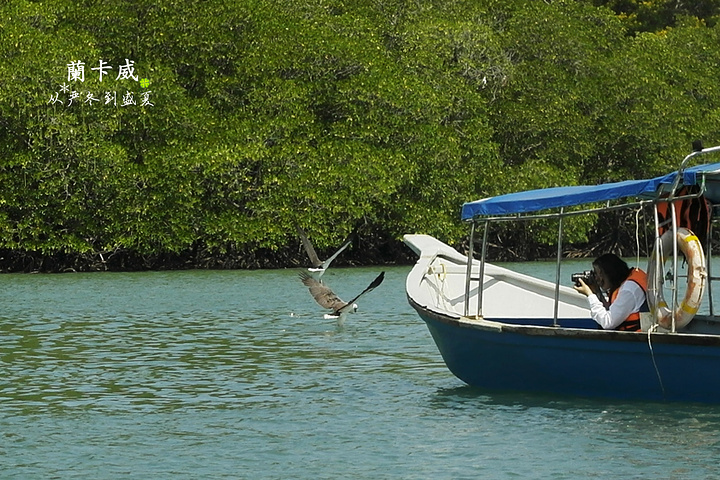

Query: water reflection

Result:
[427,383,720,478]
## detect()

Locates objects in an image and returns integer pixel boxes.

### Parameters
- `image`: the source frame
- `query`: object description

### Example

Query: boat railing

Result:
[463,143,720,329]
[669,143,720,199]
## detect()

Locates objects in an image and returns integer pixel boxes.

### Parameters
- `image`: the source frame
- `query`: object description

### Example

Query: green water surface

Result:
[2,267,720,479]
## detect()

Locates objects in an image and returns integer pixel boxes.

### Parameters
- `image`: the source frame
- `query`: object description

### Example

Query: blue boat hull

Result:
[412,299,720,403]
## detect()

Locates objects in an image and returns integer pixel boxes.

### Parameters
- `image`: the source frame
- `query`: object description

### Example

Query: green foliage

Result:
[591,0,720,33]
[1,0,720,263]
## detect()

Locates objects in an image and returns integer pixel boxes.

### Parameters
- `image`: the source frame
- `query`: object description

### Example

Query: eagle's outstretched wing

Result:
[299,271,385,317]
[336,272,385,315]
[295,224,352,275]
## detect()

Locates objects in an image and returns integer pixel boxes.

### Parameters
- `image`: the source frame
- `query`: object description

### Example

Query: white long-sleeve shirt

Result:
[587,280,646,330]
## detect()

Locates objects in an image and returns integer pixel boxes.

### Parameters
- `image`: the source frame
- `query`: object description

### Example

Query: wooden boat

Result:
[404,143,720,402]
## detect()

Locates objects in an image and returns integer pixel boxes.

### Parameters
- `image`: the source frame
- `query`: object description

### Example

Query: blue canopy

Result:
[461,162,720,220]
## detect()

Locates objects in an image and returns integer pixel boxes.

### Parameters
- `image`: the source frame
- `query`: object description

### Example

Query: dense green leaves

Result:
[591,0,720,33]
[1,0,720,265]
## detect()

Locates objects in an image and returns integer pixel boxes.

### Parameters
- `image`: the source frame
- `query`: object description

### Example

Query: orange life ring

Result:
[647,227,706,329]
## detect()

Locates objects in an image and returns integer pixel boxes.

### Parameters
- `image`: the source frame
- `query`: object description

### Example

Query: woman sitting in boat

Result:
[573,254,648,331]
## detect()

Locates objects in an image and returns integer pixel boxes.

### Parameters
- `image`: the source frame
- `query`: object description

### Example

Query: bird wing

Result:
[334,271,385,315]
[299,271,347,311]
[295,224,322,268]
[320,235,352,270]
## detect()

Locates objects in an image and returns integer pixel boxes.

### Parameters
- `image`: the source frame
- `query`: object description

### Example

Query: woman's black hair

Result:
[593,253,631,293]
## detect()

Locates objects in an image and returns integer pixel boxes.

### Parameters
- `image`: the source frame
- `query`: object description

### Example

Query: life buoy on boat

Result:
[646,227,706,330]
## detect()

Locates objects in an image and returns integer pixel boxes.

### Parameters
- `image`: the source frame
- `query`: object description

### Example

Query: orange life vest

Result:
[656,186,711,248]
[610,268,648,332]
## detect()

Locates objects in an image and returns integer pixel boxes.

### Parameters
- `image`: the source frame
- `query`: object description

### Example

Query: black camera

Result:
[571,270,595,286]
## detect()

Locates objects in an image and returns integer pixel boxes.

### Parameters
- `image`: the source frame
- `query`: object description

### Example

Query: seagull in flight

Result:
[296,224,352,279]
[299,271,385,324]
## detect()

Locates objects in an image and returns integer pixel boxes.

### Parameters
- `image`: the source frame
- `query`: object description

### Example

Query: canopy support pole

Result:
[670,201,679,333]
[708,219,715,316]
[652,204,663,327]
[477,221,489,319]
[553,209,564,327]
[463,222,476,317]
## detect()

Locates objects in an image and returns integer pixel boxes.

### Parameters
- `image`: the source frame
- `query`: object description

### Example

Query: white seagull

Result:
[296,224,352,279]
[299,271,385,324]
